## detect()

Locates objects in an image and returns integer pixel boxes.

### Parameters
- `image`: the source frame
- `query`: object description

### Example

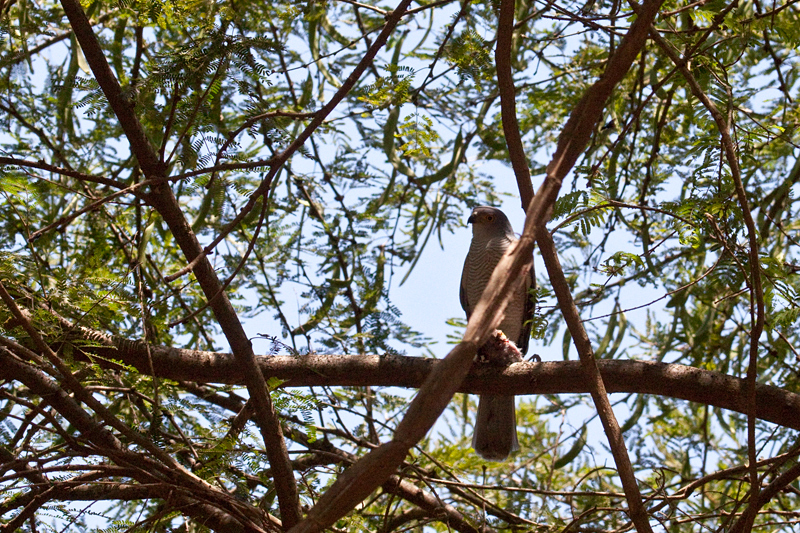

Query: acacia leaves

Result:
[1,0,800,530]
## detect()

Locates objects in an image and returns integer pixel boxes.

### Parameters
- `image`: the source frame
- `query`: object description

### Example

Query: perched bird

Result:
[460,206,535,461]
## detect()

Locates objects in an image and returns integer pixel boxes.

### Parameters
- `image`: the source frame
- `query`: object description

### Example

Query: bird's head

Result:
[467,206,515,238]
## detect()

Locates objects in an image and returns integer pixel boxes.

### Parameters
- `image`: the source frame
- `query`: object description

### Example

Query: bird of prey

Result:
[460,206,535,461]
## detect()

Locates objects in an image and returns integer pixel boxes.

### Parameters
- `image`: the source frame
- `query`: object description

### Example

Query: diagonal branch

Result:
[495,0,534,205]
[495,0,666,531]
[648,26,765,533]
[166,0,419,284]
[0,345,275,532]
[285,427,490,533]
[0,283,183,476]
[56,0,300,524]
[286,67,572,533]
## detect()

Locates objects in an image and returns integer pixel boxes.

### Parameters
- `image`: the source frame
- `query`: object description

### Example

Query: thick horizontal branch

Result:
[85,343,800,431]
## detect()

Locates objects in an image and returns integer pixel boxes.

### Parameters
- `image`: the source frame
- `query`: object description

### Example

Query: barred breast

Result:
[464,235,525,345]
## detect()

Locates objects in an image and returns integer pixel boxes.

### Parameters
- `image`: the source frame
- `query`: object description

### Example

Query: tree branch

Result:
[287,49,571,530]
[495,0,665,530]
[286,427,490,533]
[0,156,127,191]
[58,339,800,431]
[0,476,282,533]
[56,0,301,523]
[495,0,534,205]
[16,306,800,433]
[648,23,765,533]
[0,347,276,532]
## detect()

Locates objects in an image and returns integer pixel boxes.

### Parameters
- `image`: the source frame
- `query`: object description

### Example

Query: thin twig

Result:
[0,156,127,190]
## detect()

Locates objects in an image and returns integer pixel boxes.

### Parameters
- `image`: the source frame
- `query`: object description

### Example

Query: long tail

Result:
[472,395,519,461]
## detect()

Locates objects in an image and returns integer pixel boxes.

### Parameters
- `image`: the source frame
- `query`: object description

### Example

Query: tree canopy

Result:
[1,0,800,530]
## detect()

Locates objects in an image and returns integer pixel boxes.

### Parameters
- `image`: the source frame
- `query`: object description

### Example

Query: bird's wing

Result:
[517,251,536,355]
[459,252,471,318]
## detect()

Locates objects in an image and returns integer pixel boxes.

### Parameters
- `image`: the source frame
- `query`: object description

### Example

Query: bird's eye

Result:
[486,215,494,221]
